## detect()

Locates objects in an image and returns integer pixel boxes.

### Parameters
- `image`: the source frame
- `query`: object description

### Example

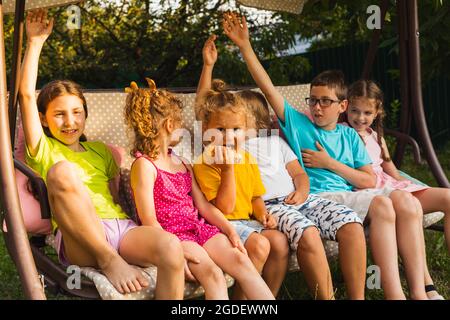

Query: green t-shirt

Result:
[25,134,128,230]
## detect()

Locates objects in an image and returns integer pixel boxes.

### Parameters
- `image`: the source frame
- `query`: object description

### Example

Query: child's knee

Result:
[369,196,396,223]
[157,234,184,269]
[441,189,450,207]
[268,232,289,258]
[297,227,322,254]
[336,223,365,243]
[391,191,421,218]
[246,234,270,263]
[203,260,226,285]
[46,161,79,191]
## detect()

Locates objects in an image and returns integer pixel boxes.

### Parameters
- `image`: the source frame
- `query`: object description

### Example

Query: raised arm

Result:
[223,12,285,122]
[196,34,217,99]
[130,159,163,228]
[19,9,54,156]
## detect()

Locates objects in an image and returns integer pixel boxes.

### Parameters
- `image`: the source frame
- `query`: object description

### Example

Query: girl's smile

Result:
[347,97,378,135]
[40,94,86,151]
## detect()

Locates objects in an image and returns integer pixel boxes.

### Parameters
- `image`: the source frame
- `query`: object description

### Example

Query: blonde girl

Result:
[195,38,289,298]
[125,80,274,300]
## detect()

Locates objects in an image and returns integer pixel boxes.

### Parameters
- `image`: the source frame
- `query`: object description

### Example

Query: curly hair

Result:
[124,83,183,159]
[195,79,248,129]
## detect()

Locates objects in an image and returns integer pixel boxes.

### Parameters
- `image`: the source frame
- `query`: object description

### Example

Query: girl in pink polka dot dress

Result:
[124,79,274,300]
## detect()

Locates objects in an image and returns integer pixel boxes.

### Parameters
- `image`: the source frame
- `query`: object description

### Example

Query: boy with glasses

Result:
[223,11,431,300]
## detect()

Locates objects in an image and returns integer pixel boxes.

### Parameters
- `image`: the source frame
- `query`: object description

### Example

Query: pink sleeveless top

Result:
[362,128,428,193]
[133,151,220,246]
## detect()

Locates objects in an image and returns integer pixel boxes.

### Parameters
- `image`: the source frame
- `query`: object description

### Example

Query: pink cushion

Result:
[2,127,125,235]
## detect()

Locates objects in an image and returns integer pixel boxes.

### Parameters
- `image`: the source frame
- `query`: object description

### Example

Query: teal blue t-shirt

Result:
[278,100,372,194]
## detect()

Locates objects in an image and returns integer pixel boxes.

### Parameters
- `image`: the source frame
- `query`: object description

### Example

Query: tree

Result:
[4,0,448,88]
[5,0,310,89]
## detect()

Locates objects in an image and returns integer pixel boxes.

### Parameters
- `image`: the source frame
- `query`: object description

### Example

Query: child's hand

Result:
[261,214,277,229]
[302,142,332,169]
[284,190,308,206]
[205,145,239,170]
[227,231,247,255]
[26,9,54,45]
[202,34,218,67]
[223,11,250,49]
[183,251,200,282]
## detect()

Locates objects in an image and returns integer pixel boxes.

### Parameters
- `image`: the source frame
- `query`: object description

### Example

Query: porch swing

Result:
[0,0,447,300]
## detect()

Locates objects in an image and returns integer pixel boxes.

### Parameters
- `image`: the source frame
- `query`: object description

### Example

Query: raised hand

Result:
[223,11,250,49]
[202,34,218,67]
[26,9,54,44]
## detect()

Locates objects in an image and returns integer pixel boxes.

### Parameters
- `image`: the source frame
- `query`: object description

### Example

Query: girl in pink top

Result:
[124,79,274,300]
[345,79,449,300]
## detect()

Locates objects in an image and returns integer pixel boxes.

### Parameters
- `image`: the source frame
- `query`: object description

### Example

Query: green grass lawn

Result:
[1,142,449,300]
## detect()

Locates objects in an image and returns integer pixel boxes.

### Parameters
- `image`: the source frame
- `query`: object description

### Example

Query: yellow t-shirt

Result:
[25,134,128,230]
[193,150,266,220]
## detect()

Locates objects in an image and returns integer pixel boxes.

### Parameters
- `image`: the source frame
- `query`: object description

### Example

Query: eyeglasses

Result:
[305,97,341,108]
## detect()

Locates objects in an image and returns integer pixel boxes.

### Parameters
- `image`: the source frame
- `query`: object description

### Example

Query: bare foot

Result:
[100,254,149,294]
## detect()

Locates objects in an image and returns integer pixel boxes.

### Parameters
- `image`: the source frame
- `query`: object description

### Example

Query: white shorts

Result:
[318,187,395,222]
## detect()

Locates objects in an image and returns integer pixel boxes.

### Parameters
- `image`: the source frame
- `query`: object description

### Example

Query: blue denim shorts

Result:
[229,219,265,245]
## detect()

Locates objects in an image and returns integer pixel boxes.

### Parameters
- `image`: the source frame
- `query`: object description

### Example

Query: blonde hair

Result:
[195,79,248,128]
[347,79,390,161]
[237,90,271,130]
[124,80,183,159]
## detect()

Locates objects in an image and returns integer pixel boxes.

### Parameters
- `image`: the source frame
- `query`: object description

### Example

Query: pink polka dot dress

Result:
[134,151,220,246]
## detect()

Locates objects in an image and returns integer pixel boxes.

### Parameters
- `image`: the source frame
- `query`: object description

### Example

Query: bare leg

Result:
[414,188,450,299]
[260,229,290,297]
[119,226,185,299]
[390,190,427,300]
[335,222,366,300]
[296,227,334,300]
[413,188,450,255]
[204,233,274,300]
[409,192,445,299]
[365,196,405,299]
[181,241,228,300]
[46,161,148,294]
[232,232,270,300]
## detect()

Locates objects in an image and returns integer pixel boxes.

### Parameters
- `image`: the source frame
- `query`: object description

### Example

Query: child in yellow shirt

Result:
[193,61,289,298]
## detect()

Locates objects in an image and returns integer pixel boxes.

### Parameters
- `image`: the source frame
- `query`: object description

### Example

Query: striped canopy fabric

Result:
[2,0,83,14]
[237,0,308,14]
